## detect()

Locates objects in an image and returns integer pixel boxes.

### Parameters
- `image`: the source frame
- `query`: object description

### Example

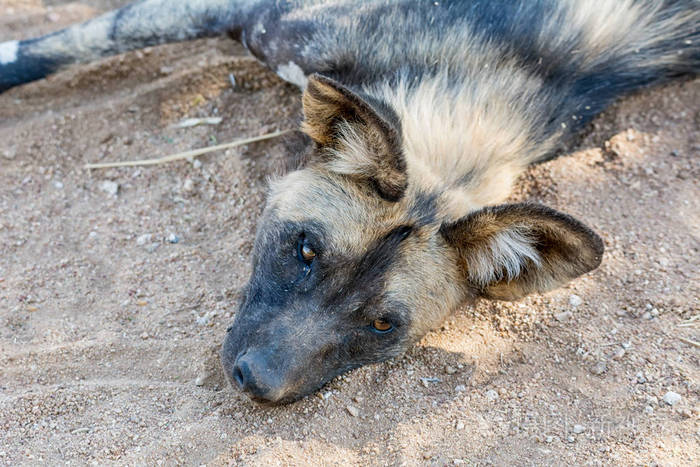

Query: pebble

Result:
[146,242,160,253]
[99,180,119,196]
[136,234,152,246]
[612,348,626,360]
[590,361,607,376]
[167,233,180,244]
[662,391,681,406]
[455,421,465,430]
[644,405,654,415]
[346,405,359,417]
[183,178,195,192]
[567,436,575,443]
[420,377,440,388]
[545,436,554,443]
[192,159,203,169]
[485,389,499,401]
[573,424,585,434]
[569,294,583,307]
[641,311,652,320]
[554,311,573,323]
[195,376,205,387]
[2,147,16,159]
[454,385,466,393]
[636,372,647,384]
[54,181,64,189]
[88,231,98,240]
[445,365,457,375]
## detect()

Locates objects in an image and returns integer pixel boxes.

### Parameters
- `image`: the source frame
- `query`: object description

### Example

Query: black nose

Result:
[231,351,282,402]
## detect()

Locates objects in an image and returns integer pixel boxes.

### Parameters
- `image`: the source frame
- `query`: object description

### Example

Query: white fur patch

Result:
[276,61,308,89]
[0,40,19,65]
[469,228,541,286]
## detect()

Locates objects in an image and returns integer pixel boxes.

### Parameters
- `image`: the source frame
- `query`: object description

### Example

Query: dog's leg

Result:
[0,0,270,92]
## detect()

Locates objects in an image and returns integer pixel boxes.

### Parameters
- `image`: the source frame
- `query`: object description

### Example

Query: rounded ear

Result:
[440,203,604,301]
[301,74,407,202]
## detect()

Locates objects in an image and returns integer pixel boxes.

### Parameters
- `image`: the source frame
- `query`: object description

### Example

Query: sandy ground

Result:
[0,1,698,466]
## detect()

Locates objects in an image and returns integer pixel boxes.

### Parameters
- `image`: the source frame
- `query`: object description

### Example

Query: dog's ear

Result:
[302,73,406,201]
[440,203,604,301]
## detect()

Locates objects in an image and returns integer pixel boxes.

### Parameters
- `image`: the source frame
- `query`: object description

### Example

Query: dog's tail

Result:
[0,0,253,93]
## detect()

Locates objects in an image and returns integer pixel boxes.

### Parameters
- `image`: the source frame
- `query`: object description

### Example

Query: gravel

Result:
[569,294,583,307]
[346,405,359,417]
[555,311,573,322]
[485,390,499,401]
[136,234,152,246]
[590,361,607,376]
[573,424,585,434]
[612,348,626,360]
[662,391,681,406]
[99,180,120,196]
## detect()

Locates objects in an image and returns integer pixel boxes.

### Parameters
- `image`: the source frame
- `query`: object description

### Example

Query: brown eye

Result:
[372,319,393,333]
[301,243,316,261]
[297,236,316,264]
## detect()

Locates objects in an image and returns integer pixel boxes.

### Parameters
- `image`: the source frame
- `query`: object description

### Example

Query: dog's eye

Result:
[371,319,393,333]
[297,236,316,264]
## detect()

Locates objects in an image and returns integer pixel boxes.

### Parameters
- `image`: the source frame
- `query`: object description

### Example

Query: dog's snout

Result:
[230,351,284,403]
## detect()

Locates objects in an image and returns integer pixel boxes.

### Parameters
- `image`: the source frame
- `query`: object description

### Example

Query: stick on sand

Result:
[84,129,291,169]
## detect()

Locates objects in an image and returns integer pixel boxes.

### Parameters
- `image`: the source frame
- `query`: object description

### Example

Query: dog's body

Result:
[2,0,698,404]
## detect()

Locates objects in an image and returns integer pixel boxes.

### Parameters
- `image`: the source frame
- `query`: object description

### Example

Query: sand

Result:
[0,1,698,465]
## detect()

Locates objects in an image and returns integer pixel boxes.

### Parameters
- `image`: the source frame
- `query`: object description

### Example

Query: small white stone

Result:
[555,311,573,322]
[573,424,585,434]
[136,234,152,246]
[663,391,681,406]
[99,180,119,196]
[346,405,359,417]
[183,178,195,192]
[167,233,180,244]
[455,421,465,430]
[644,405,654,415]
[0,40,18,65]
[454,385,466,393]
[569,294,583,307]
[54,181,64,189]
[612,348,626,360]
[590,361,607,375]
[192,159,202,169]
[485,389,499,401]
[276,61,308,88]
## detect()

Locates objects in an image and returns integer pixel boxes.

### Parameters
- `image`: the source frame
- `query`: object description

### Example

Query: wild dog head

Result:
[221,74,604,404]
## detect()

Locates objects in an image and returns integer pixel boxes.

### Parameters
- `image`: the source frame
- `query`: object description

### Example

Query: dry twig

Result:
[84,129,291,169]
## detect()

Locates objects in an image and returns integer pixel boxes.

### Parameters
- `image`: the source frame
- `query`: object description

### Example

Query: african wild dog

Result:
[1,0,698,404]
